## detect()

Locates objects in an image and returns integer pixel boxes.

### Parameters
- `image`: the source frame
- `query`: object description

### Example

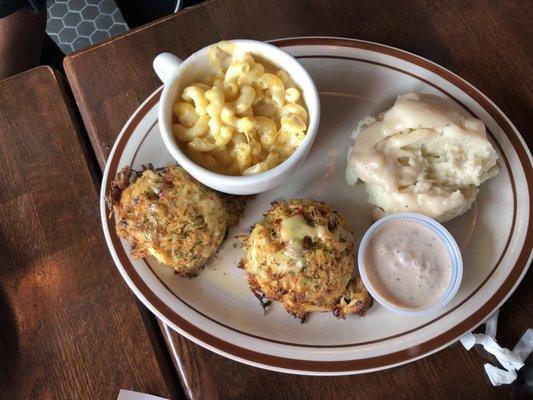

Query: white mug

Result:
[153,39,320,195]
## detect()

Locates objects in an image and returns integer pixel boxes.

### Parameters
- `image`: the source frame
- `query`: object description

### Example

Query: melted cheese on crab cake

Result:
[346,93,499,222]
[240,199,373,321]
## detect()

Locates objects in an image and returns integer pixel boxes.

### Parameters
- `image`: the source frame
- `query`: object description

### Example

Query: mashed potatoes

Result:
[346,93,499,222]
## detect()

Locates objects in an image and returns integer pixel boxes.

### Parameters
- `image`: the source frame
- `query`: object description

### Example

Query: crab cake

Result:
[240,199,372,321]
[107,165,228,277]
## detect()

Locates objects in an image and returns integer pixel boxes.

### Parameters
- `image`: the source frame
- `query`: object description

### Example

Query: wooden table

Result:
[0,67,179,399]
[2,0,530,399]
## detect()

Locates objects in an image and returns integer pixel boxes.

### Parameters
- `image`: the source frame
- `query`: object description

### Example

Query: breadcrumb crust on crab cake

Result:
[107,164,243,277]
[239,199,372,321]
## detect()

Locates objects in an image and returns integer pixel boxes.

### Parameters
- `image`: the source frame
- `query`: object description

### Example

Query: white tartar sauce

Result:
[364,219,452,309]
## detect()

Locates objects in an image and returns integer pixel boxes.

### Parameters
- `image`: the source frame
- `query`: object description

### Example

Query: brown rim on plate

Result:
[103,38,532,372]
[120,53,517,348]
[129,81,513,348]
[111,96,515,350]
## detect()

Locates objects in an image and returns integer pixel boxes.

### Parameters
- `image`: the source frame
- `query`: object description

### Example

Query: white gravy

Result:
[346,93,499,220]
[364,219,452,309]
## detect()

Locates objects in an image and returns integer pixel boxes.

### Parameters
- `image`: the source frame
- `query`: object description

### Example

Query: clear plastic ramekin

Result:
[358,212,463,317]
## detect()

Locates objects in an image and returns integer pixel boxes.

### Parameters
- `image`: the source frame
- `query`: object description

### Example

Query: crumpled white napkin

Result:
[117,390,169,400]
[460,310,533,386]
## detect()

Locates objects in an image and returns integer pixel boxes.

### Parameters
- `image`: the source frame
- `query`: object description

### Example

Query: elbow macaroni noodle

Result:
[172,41,308,176]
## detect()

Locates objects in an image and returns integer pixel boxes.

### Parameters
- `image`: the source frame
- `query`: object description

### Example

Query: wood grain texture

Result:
[62,0,532,399]
[160,276,532,400]
[0,67,172,400]
[64,0,532,168]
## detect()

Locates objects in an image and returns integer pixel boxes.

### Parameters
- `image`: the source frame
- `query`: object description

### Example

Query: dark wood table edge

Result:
[62,0,215,168]
[24,65,187,400]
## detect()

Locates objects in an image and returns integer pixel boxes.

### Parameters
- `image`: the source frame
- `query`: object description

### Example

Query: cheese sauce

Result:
[280,215,326,250]
[272,215,328,273]
[363,219,452,309]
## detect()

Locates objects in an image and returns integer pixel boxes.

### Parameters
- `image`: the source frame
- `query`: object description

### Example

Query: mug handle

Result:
[153,52,183,85]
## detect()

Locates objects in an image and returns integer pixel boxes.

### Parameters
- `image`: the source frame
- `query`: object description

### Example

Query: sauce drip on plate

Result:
[364,219,452,309]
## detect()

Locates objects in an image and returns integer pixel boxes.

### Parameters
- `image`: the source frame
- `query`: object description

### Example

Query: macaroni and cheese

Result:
[172,41,308,176]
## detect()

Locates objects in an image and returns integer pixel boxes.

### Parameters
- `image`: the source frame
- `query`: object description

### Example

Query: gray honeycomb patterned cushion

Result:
[47,0,129,53]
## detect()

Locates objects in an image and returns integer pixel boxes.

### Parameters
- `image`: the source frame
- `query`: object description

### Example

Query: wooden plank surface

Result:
[161,280,532,400]
[0,67,173,400]
[64,0,532,170]
[62,0,532,399]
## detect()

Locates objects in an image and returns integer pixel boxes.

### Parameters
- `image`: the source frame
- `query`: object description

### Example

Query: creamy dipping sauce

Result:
[364,219,452,309]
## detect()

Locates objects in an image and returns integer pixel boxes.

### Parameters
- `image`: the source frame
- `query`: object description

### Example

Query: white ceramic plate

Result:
[100,37,532,375]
